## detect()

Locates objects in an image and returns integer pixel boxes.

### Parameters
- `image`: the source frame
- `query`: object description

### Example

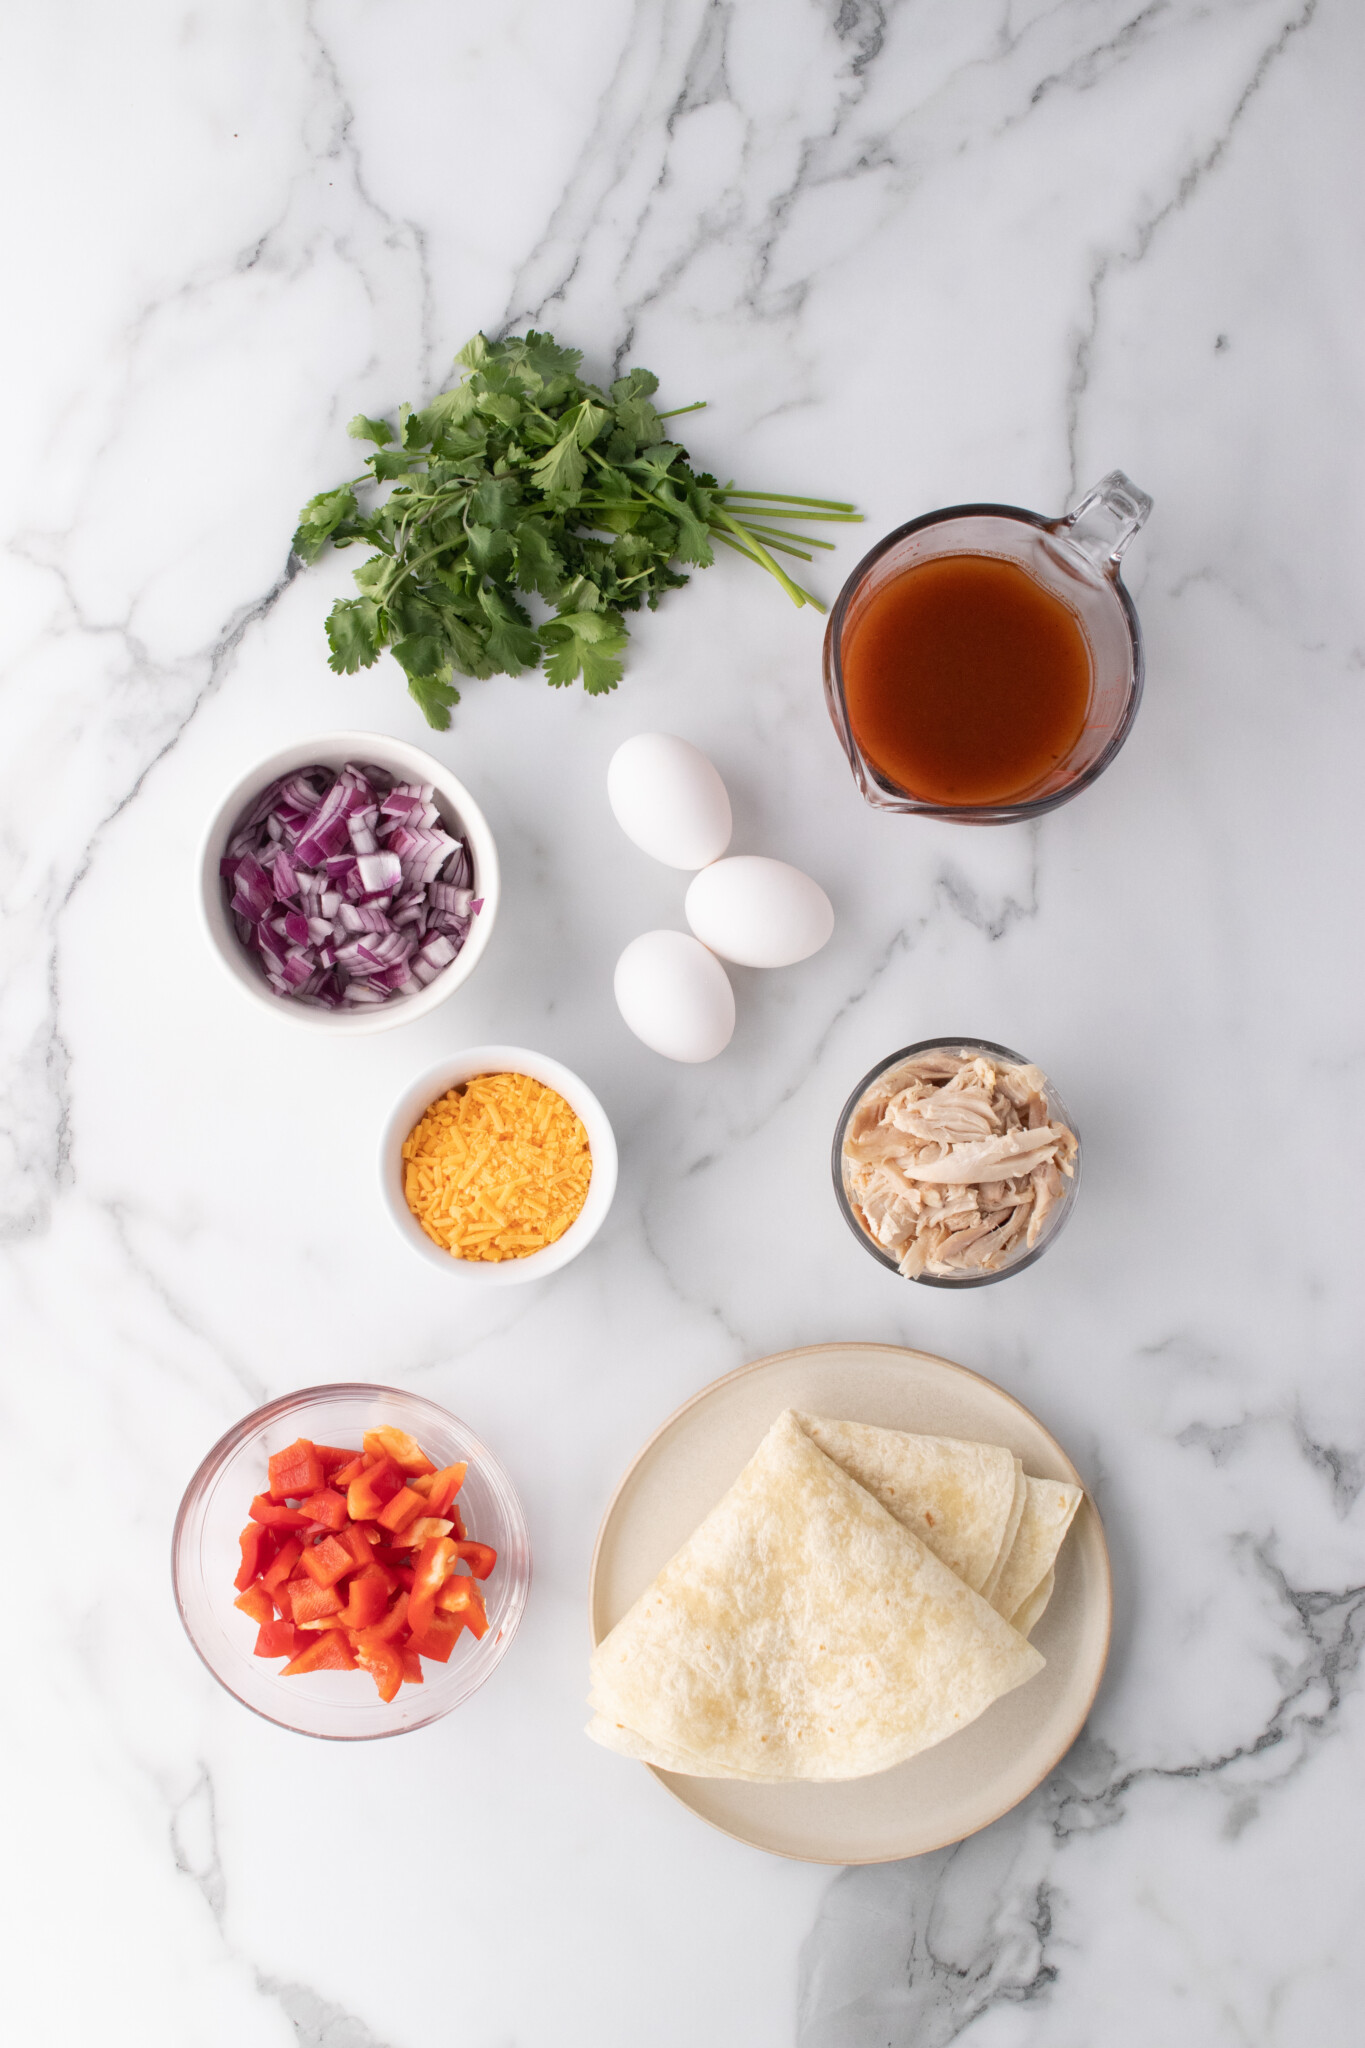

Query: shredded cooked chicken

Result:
[841,1051,1078,1279]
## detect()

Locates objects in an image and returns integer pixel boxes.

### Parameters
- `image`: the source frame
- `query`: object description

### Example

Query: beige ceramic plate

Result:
[589,1342,1111,1864]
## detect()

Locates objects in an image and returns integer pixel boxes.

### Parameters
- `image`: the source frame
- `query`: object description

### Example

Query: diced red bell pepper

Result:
[299,1535,355,1590]
[347,1459,404,1521]
[362,1427,436,1477]
[338,1522,377,1573]
[435,1575,489,1640]
[298,1486,348,1532]
[260,1537,302,1592]
[454,1540,497,1580]
[407,1535,458,1638]
[353,1628,406,1703]
[233,1582,275,1626]
[337,1566,390,1631]
[249,1493,312,1530]
[423,1464,468,1519]
[268,1438,326,1503]
[289,1578,345,1626]
[376,1485,424,1534]
[410,1614,462,1662]
[254,1618,300,1659]
[370,1591,409,1642]
[231,1430,494,1698]
[234,1523,277,1591]
[388,1517,453,1551]
[283,1631,356,1676]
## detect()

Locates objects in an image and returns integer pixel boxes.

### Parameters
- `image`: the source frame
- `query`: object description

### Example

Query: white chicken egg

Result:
[614,930,736,1063]
[684,856,834,969]
[607,733,733,870]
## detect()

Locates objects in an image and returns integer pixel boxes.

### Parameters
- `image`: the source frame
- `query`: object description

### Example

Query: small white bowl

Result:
[381,1046,618,1285]
[198,731,500,1033]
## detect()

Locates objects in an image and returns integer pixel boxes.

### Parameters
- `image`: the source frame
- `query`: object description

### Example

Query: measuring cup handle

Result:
[1057,470,1153,572]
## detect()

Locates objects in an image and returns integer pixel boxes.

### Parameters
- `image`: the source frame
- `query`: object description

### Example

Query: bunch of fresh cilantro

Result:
[292,330,860,729]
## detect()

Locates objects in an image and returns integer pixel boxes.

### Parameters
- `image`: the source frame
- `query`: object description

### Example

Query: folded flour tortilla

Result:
[792,1417,1076,1638]
[991,1476,1083,1629]
[791,1413,1018,1593]
[1009,1567,1056,1641]
[588,1410,1044,1781]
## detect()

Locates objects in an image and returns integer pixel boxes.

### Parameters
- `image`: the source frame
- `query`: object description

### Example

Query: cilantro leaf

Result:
[610,368,664,451]
[529,429,587,499]
[478,586,540,674]
[667,500,714,567]
[441,609,500,678]
[325,597,382,672]
[418,381,479,447]
[370,447,421,482]
[611,368,659,405]
[391,632,454,687]
[573,400,611,449]
[406,673,461,729]
[466,523,515,579]
[512,518,565,599]
[348,414,393,446]
[292,485,359,564]
[477,390,524,431]
[469,476,520,528]
[628,443,687,485]
[540,609,628,693]
[511,330,584,383]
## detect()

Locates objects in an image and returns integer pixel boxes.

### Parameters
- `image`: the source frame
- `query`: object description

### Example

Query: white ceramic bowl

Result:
[381,1046,618,1285]
[198,731,500,1033]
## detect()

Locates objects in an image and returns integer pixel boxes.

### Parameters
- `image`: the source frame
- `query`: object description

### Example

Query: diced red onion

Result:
[356,850,403,896]
[220,761,481,1009]
[428,880,473,916]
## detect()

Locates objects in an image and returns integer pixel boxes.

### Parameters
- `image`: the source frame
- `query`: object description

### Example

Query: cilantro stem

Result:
[711,530,821,600]
[711,511,821,608]
[710,510,804,605]
[720,490,860,513]
[376,535,461,607]
[739,533,816,562]
[741,523,835,552]
[656,402,707,419]
[719,505,864,523]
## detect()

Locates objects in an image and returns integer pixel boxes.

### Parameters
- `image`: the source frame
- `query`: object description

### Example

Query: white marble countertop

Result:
[4,3,1362,2042]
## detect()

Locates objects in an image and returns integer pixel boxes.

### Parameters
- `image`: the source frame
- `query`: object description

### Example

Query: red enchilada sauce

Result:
[841,553,1092,806]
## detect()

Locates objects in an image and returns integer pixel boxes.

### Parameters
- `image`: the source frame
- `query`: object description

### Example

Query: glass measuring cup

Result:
[823,471,1153,823]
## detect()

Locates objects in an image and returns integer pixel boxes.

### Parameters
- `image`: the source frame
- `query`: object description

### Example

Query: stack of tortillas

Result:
[588,1409,1082,1782]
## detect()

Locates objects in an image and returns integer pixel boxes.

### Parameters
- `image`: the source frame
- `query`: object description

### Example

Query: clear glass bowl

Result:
[172,1384,531,1737]
[831,1038,1082,1288]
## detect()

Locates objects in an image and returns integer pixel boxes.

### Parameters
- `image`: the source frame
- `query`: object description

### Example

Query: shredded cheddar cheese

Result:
[401,1072,592,1261]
